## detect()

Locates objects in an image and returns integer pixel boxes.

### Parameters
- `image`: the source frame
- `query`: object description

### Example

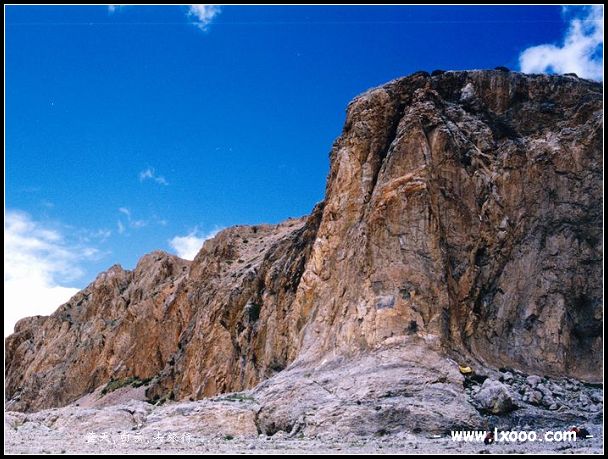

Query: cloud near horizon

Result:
[169,228,220,260]
[519,6,604,81]
[4,211,100,336]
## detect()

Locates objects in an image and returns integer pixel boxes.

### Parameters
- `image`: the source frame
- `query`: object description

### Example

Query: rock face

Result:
[147,211,324,401]
[6,215,323,412]
[5,252,191,412]
[292,70,602,382]
[253,342,481,437]
[5,70,603,417]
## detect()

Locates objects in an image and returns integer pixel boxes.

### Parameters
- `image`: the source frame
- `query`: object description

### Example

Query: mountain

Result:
[6,71,602,436]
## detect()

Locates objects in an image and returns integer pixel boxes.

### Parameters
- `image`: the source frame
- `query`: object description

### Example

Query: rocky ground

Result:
[462,368,603,451]
[466,367,603,420]
[4,428,604,454]
[4,403,603,454]
[5,352,603,454]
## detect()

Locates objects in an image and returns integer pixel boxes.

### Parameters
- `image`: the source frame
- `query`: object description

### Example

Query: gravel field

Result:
[4,424,603,455]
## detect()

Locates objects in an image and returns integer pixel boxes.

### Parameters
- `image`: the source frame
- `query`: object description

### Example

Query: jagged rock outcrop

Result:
[291,70,603,382]
[6,214,324,412]
[5,70,603,417]
[5,252,190,411]
[147,210,324,401]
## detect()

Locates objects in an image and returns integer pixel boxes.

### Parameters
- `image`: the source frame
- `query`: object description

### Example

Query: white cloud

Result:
[75,227,112,244]
[117,207,148,232]
[92,229,112,241]
[188,5,222,31]
[130,219,147,229]
[519,6,604,81]
[139,167,168,186]
[4,211,99,336]
[169,228,220,260]
[106,5,221,31]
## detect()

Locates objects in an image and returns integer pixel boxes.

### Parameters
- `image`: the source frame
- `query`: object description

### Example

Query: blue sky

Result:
[4,5,603,334]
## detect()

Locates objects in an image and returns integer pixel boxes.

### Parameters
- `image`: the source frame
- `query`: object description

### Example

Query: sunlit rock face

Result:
[6,70,602,414]
[290,70,602,383]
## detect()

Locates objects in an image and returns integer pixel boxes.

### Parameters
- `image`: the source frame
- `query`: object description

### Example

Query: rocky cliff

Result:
[5,70,603,418]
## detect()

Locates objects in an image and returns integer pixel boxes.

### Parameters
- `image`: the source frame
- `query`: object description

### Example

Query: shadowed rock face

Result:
[5,70,602,413]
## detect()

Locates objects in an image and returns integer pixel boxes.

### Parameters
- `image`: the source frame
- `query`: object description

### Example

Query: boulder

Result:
[473,380,515,414]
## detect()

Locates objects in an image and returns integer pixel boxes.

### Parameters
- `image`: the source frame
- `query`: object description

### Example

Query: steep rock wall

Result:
[5,70,602,412]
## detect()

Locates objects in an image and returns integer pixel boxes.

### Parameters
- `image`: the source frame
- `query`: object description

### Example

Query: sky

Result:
[4,5,604,335]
